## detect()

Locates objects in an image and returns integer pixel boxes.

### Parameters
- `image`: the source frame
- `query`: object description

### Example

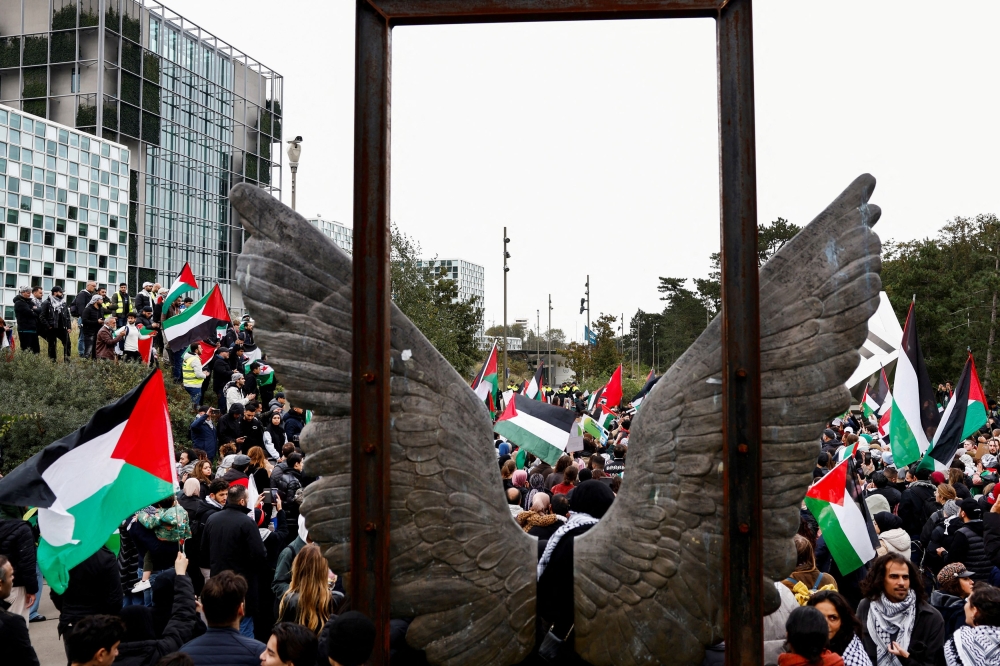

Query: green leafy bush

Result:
[23,36,48,66]
[22,68,47,98]
[79,9,99,28]
[102,103,118,132]
[51,31,76,63]
[76,104,97,128]
[122,13,141,43]
[0,37,19,68]
[105,5,121,33]
[23,99,46,118]
[121,72,140,106]
[52,4,78,30]
[264,99,281,141]
[0,352,195,473]
[245,153,258,181]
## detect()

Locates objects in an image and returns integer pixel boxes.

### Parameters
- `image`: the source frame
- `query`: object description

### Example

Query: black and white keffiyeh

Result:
[944,625,1000,666]
[866,591,916,666]
[843,633,873,666]
[536,511,598,580]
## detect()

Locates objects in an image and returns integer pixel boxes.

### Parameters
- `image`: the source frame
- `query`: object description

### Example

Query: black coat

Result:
[899,481,937,539]
[239,417,264,455]
[211,354,232,394]
[12,294,38,331]
[856,597,944,666]
[947,519,992,579]
[0,519,38,593]
[133,290,154,316]
[114,574,197,666]
[51,546,123,636]
[870,486,902,511]
[81,303,103,334]
[201,503,267,614]
[0,606,39,666]
[216,415,243,448]
[282,412,304,443]
[985,511,1000,567]
[180,627,266,666]
[72,289,92,317]
[39,296,72,330]
[929,590,969,637]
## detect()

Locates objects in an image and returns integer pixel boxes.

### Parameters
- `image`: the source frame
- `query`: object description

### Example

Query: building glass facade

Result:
[0,103,129,320]
[307,216,352,254]
[416,258,485,306]
[0,0,282,309]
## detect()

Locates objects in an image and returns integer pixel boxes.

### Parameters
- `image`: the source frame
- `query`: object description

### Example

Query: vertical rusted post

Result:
[717,1,763,665]
[351,1,392,663]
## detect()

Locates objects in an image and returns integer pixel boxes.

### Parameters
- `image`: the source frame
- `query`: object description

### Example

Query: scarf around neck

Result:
[945,624,1000,666]
[537,511,598,580]
[48,293,66,315]
[867,590,917,666]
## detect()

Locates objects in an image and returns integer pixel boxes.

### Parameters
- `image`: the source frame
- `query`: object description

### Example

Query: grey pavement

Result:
[27,584,64,666]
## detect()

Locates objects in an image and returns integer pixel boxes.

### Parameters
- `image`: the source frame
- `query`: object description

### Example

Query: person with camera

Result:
[190,405,219,461]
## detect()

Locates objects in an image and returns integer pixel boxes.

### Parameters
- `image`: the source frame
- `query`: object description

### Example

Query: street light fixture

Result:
[503,229,510,389]
[286,136,303,211]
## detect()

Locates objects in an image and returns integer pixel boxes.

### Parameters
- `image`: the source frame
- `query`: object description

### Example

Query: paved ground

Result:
[27,584,64,666]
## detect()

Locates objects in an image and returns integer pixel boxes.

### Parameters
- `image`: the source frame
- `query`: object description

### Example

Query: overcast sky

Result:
[169,0,1000,342]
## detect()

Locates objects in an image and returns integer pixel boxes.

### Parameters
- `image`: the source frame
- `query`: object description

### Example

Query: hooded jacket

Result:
[0,519,39,594]
[947,519,992,579]
[899,480,938,539]
[12,294,38,332]
[113,574,197,666]
[929,589,969,637]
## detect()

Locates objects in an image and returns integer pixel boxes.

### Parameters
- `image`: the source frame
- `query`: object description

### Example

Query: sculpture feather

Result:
[231,173,881,666]
[573,174,883,665]
[231,184,536,666]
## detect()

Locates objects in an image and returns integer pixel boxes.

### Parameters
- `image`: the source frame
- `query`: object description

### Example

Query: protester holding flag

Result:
[96,315,127,361]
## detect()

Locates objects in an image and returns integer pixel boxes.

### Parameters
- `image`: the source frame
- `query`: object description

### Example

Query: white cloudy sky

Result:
[169,0,1000,341]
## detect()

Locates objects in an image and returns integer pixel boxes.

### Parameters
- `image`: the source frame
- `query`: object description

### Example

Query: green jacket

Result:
[271,536,306,601]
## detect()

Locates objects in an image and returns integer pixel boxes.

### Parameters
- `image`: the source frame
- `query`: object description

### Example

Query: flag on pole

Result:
[136,326,158,364]
[581,414,606,440]
[595,405,616,430]
[917,353,988,474]
[584,326,597,346]
[631,369,658,410]
[889,303,940,467]
[162,262,198,310]
[471,342,500,414]
[525,362,545,401]
[602,365,623,410]
[0,370,175,593]
[862,367,891,420]
[493,394,578,465]
[587,386,605,412]
[162,285,231,352]
[804,457,878,574]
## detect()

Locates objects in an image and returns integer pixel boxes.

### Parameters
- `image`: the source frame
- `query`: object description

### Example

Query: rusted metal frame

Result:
[376,0,721,25]
[717,1,763,666]
[351,1,393,664]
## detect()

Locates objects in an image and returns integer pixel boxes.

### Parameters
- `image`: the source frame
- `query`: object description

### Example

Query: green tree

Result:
[484,323,526,341]
[391,224,484,376]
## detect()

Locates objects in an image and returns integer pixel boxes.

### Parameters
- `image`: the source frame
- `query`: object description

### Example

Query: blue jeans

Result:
[143,569,166,607]
[185,387,202,407]
[28,564,42,619]
[170,349,184,382]
[239,615,254,638]
[77,318,85,356]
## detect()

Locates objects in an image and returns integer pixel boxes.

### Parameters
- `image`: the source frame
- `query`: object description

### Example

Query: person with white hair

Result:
[134,281,156,314]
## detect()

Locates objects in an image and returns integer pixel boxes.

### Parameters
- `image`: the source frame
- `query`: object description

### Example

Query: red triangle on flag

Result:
[805,458,848,505]
[496,393,519,423]
[199,344,216,366]
[968,355,988,407]
[111,371,175,484]
[178,262,198,289]
[202,285,230,321]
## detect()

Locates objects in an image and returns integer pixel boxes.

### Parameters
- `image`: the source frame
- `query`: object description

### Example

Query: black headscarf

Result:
[569,480,615,518]
[266,414,286,449]
[873,511,903,532]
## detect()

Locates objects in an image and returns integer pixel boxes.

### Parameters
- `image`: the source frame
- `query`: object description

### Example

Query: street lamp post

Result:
[503,228,510,391]
[286,136,303,211]
[548,295,552,388]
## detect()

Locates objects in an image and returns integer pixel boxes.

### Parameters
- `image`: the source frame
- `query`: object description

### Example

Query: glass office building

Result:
[0,0,283,311]
[0,104,129,320]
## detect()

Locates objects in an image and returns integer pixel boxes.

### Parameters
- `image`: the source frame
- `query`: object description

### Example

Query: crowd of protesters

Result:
[4,282,1000,665]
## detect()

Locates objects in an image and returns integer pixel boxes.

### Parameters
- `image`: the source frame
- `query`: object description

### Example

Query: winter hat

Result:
[231,372,243,382]
[960,498,982,519]
[882,452,894,467]
[228,403,245,416]
[232,454,251,469]
[930,471,947,485]
[822,429,837,440]
[873,512,902,532]
[321,611,376,666]
[982,454,998,469]
[937,563,973,587]
[865,494,891,516]
[943,499,961,518]
[844,426,854,434]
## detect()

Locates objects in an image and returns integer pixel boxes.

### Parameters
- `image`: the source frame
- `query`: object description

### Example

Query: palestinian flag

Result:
[918,354,988,473]
[471,342,500,413]
[137,326,157,364]
[862,367,891,420]
[525,363,545,401]
[162,285,230,352]
[0,370,175,593]
[889,303,940,467]
[602,364,623,410]
[632,369,657,410]
[805,457,878,574]
[162,262,198,310]
[494,393,577,465]
[587,386,605,412]
[595,405,616,430]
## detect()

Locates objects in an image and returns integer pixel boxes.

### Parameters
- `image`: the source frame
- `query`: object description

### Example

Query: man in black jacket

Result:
[201,484,267,638]
[898,467,937,542]
[51,546,123,639]
[217,404,246,452]
[944,498,993,580]
[12,285,40,353]
[0,516,38,621]
[240,404,265,455]
[856,553,944,666]
[0,554,39,665]
[210,348,232,411]
[39,286,73,361]
[868,470,902,512]
[133,281,155,315]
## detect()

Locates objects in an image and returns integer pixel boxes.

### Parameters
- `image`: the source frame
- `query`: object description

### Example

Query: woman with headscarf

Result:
[497,441,512,469]
[536,480,615,662]
[873,512,911,558]
[263,411,286,460]
[511,469,529,504]
[523,473,546,511]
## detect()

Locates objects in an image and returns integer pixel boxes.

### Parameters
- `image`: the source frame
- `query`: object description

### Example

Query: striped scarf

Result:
[536,512,598,580]
[945,625,1000,666]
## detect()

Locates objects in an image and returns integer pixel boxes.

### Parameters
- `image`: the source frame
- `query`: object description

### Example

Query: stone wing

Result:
[574,174,883,665]
[231,184,536,666]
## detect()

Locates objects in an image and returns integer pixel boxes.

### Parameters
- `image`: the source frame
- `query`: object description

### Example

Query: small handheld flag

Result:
[805,458,878,574]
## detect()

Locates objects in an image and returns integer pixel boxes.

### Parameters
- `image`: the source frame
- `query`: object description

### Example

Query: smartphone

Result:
[179,538,186,555]
[270,488,278,503]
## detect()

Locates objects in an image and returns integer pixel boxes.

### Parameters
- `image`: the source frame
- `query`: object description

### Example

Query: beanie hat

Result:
[231,372,243,382]
[930,471,947,485]
[321,612,376,666]
[865,494,891,516]
[943,499,961,518]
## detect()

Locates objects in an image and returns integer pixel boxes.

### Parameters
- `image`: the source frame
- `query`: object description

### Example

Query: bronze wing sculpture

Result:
[231,173,882,666]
